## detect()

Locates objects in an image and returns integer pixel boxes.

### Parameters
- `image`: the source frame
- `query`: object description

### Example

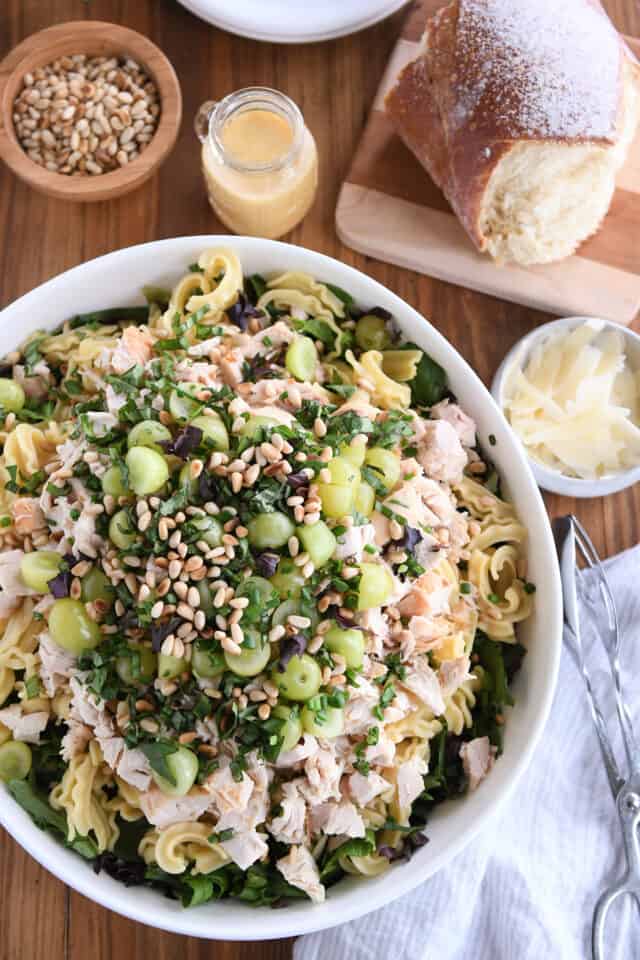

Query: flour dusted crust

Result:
[386,0,640,266]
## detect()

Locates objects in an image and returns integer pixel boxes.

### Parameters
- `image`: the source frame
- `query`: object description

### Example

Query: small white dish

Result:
[175,0,410,43]
[491,316,640,499]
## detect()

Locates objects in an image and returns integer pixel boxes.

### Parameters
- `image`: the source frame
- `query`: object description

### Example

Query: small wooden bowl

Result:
[0,21,182,202]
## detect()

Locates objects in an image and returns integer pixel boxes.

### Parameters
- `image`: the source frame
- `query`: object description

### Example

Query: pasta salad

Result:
[0,249,533,907]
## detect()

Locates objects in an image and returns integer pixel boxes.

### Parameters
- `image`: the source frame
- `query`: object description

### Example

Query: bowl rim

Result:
[491,315,640,498]
[0,20,182,202]
[0,236,563,939]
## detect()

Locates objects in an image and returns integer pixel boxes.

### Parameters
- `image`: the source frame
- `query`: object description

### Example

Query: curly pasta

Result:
[2,422,67,476]
[185,248,243,315]
[345,350,411,410]
[0,599,43,677]
[50,740,119,853]
[139,821,231,875]
[340,852,390,877]
[266,271,346,318]
[443,669,484,735]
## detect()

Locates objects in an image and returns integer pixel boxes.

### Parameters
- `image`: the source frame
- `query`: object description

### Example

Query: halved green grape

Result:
[354,481,375,516]
[169,383,202,421]
[81,566,114,605]
[190,514,223,548]
[318,483,355,519]
[152,745,199,797]
[116,645,157,685]
[108,509,137,549]
[127,419,172,451]
[364,447,401,492]
[296,520,337,568]
[192,643,226,678]
[272,598,319,632]
[273,654,322,702]
[357,562,394,611]
[327,457,360,488]
[49,598,101,654]
[235,575,278,606]
[285,335,318,382]
[272,704,303,753]
[196,580,214,618]
[270,561,306,599]
[20,550,62,593]
[125,447,169,496]
[102,465,130,497]
[190,413,229,451]
[224,632,271,677]
[340,435,367,468]
[158,653,189,679]
[240,415,279,440]
[355,314,391,352]
[178,463,199,495]
[301,704,344,739]
[0,740,32,782]
[325,624,365,669]
[247,511,295,550]
[0,379,25,413]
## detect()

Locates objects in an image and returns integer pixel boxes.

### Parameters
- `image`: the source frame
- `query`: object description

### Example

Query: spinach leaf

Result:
[320,830,376,885]
[139,741,179,785]
[407,344,447,408]
[8,777,98,859]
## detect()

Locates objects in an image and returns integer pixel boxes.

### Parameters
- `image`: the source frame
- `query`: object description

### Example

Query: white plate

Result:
[175,0,411,43]
[0,236,562,940]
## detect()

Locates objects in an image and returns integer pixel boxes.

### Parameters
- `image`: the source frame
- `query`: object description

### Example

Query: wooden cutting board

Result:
[336,0,640,324]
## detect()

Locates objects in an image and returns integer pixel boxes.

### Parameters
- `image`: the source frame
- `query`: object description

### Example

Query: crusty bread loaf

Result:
[385,0,640,266]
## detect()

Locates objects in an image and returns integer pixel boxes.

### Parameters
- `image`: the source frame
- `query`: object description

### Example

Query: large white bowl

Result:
[0,237,563,940]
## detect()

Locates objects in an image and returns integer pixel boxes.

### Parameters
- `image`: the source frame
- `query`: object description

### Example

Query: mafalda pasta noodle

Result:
[0,249,533,906]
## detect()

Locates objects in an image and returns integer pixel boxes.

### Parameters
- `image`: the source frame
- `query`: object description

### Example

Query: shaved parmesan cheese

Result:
[503,321,640,479]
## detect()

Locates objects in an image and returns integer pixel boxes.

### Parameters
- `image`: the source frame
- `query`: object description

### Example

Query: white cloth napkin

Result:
[295,544,640,960]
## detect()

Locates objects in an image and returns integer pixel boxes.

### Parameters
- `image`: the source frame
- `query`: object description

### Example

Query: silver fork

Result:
[555,515,640,960]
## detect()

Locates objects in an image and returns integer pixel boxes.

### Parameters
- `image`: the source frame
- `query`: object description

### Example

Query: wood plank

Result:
[0,4,639,960]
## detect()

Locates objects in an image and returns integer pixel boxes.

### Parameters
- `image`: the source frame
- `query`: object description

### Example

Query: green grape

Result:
[325,623,365,669]
[20,550,62,593]
[158,653,189,679]
[125,447,169,496]
[102,465,130,497]
[224,632,271,677]
[318,483,355,519]
[192,643,226,678]
[49,598,101,654]
[301,704,344,739]
[285,335,318,381]
[190,413,229,451]
[296,520,337,568]
[272,598,319,631]
[169,383,202,421]
[364,447,401,492]
[272,704,303,753]
[354,482,375,516]
[355,314,391,351]
[178,463,199,495]
[240,415,279,440]
[357,562,394,610]
[327,457,360,488]
[0,379,25,413]
[340,435,367,468]
[81,567,114,605]
[235,576,278,605]
[116,645,157,685]
[247,511,295,549]
[127,419,172,451]
[0,740,32,782]
[108,509,137,549]
[196,580,214,617]
[270,560,306,599]
[152,745,199,797]
[190,515,223,548]
[273,654,322,701]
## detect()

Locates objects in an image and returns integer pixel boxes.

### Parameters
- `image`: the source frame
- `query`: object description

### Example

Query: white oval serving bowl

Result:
[491,316,640,498]
[0,237,563,940]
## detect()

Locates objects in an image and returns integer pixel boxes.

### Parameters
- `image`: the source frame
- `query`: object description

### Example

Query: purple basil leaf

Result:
[48,569,71,599]
[255,551,280,578]
[277,633,307,672]
[401,527,422,551]
[407,831,428,851]
[161,425,203,460]
[286,471,310,491]
[377,845,403,862]
[366,306,392,321]
[325,604,362,631]
[227,292,262,332]
[151,617,181,653]
[198,471,219,502]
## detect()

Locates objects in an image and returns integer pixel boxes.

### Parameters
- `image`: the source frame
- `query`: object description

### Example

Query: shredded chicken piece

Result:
[0,704,49,744]
[139,786,212,829]
[348,770,390,807]
[310,799,366,838]
[431,400,476,448]
[401,656,446,716]
[276,845,325,904]
[300,741,344,804]
[38,631,76,697]
[460,737,497,791]
[269,779,308,845]
[0,549,37,617]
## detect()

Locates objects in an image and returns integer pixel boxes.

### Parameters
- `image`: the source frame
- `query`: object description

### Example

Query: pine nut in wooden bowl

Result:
[0,21,182,202]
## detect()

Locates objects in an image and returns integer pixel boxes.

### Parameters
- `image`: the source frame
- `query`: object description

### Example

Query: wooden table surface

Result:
[1,1,638,958]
